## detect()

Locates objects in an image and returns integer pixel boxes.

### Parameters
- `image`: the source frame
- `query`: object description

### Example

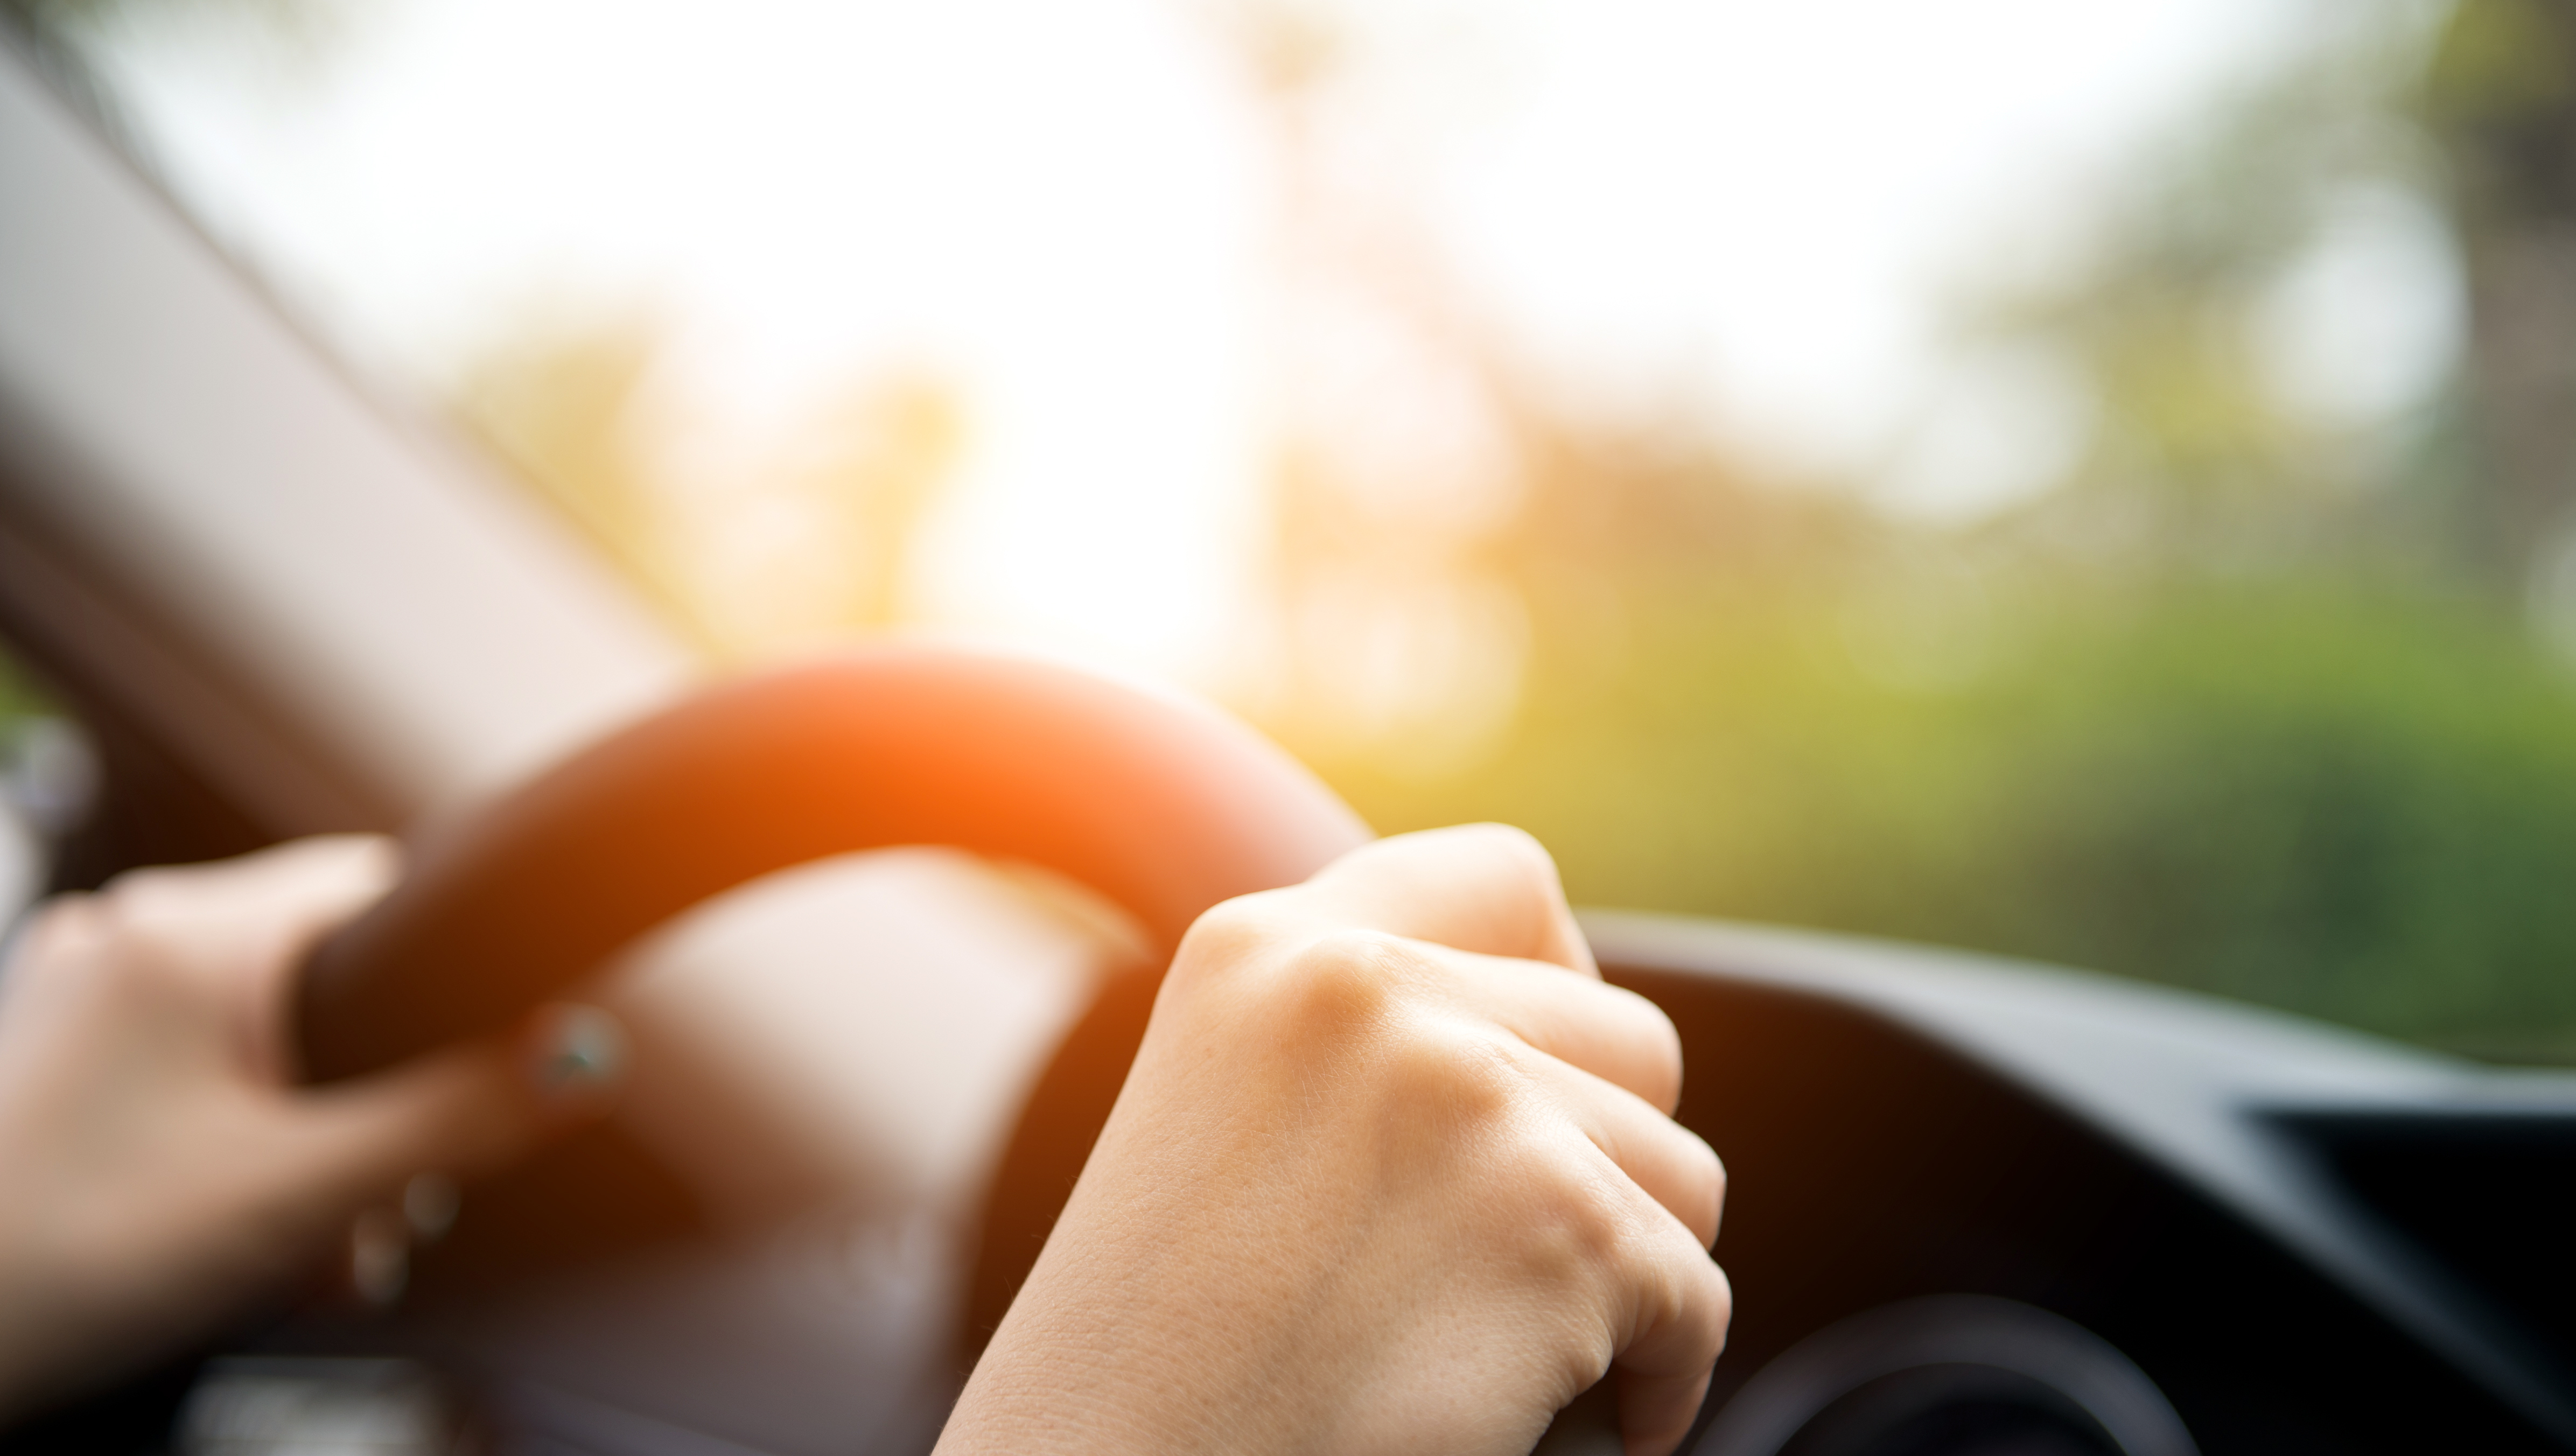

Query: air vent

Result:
[2276,1108,2576,1380]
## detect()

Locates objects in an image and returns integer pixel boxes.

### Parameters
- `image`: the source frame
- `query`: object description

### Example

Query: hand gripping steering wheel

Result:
[291,645,1372,1358]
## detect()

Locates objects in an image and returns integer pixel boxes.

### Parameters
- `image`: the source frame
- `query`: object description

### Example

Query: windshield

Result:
[15,0,2574,1066]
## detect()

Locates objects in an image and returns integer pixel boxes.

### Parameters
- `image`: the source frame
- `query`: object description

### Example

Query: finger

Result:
[1303,825,1594,975]
[233,840,402,1078]
[1417,942,1683,1112]
[224,841,404,1065]
[277,1004,626,1216]
[1536,1053,1723,1249]
[95,838,400,1063]
[1611,1214,1732,1456]
[103,836,398,942]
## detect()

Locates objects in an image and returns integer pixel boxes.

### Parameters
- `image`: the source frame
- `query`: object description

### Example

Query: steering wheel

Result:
[291,644,1372,1359]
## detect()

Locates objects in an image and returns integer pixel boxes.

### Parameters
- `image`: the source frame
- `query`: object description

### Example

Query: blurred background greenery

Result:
[12,0,2576,1060]
[1296,0,2576,1061]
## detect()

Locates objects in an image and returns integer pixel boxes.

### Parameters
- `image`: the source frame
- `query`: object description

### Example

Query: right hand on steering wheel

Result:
[944,824,1731,1456]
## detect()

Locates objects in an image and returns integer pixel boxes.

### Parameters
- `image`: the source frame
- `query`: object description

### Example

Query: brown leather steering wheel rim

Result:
[291,644,1371,1359]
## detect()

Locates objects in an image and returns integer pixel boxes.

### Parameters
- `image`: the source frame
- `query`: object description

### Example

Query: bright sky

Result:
[86,0,2323,682]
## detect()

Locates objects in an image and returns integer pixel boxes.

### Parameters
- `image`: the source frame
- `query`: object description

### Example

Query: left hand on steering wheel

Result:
[0,837,610,1418]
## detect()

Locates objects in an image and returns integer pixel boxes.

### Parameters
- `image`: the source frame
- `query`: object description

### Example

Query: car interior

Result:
[4,20,2575,1456]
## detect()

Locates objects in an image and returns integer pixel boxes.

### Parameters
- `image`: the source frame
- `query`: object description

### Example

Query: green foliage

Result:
[1321,576,2576,1062]
[2425,0,2576,135]
[1957,2,2461,578]
[1290,2,2576,1065]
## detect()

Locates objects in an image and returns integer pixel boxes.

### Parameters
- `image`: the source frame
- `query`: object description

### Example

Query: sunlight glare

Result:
[81,0,2301,678]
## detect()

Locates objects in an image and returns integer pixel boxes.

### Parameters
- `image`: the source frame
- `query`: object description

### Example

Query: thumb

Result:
[279,1004,627,1217]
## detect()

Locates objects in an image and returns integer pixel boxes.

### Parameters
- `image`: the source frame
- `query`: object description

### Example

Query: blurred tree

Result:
[1224,0,1541,772]
[32,0,2576,1059]
[455,315,960,663]
[456,317,701,644]
[1964,1,2460,583]
[1255,0,2576,1063]
[5,0,962,665]
[2424,0,2576,591]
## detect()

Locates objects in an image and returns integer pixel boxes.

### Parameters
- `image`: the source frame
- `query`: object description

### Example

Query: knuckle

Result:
[1500,1131,1640,1283]
[1299,925,1427,979]
[81,880,218,993]
[1277,928,1425,1037]
[1180,891,1269,948]
[1378,1013,1518,1117]
[1686,1135,1726,1247]
[1467,821,1553,879]
[1522,1206,1639,1312]
[1352,1013,1543,1175]
[1618,987,1688,1111]
[1173,891,1294,979]
[85,887,160,950]
[1450,822,1587,971]
[9,894,102,976]
[20,891,96,944]
[1464,821,1560,912]
[1491,820,1566,898]
[1628,1197,1730,1340]
[97,863,192,912]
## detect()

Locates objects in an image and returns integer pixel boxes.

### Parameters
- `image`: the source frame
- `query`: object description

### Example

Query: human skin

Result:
[0,837,603,1420]
[941,824,1731,1456]
[0,825,1726,1452]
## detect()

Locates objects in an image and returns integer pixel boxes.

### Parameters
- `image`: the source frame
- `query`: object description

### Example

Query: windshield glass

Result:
[18,0,2574,1066]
